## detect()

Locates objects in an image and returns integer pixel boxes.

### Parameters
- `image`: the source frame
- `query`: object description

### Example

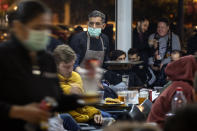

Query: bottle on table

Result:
[171,87,187,113]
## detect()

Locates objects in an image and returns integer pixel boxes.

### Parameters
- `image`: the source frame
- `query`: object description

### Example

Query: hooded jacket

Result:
[58,72,100,123]
[147,55,197,128]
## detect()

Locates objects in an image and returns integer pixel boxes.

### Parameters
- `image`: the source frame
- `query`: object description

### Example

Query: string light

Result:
[13,5,18,10]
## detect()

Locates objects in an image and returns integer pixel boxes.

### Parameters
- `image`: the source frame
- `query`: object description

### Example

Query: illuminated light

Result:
[2,4,8,10]
[169,14,174,18]
[83,28,87,31]
[195,26,197,30]
[1,36,4,40]
[3,33,7,37]
[13,5,18,10]
[69,27,73,32]
[194,0,197,3]
[113,27,116,32]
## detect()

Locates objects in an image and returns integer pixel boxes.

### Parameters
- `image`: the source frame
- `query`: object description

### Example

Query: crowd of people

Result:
[1,0,197,131]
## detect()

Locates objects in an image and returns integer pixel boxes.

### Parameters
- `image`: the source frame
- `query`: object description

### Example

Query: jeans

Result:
[60,113,80,131]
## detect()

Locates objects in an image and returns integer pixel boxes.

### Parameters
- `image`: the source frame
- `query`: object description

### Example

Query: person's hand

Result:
[70,84,83,95]
[75,66,81,73]
[94,114,103,124]
[148,39,154,46]
[155,54,161,60]
[75,66,87,74]
[149,39,158,48]
[9,103,51,124]
[153,40,158,49]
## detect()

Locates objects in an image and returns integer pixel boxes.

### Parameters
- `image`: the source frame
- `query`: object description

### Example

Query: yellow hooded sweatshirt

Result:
[58,71,101,122]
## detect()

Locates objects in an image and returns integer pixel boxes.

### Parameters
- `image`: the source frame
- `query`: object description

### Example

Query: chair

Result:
[140,99,152,117]
[129,105,146,121]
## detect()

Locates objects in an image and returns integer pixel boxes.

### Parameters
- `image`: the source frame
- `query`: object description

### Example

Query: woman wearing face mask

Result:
[69,10,110,72]
[0,1,81,130]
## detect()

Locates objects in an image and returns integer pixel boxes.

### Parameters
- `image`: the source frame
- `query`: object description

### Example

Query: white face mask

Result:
[23,29,51,51]
[88,27,102,37]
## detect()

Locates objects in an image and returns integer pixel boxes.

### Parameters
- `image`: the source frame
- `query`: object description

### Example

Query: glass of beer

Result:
[138,91,149,105]
[117,91,127,102]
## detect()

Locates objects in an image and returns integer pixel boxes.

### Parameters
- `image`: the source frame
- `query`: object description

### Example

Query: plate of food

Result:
[103,98,125,106]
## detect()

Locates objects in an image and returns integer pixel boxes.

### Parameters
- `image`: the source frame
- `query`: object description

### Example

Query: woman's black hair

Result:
[109,50,126,61]
[128,48,139,56]
[15,0,51,24]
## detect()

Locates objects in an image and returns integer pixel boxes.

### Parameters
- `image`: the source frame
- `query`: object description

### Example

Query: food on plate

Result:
[105,97,122,104]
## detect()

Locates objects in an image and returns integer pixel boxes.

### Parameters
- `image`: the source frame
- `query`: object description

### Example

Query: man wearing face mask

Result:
[70,10,109,71]
[1,1,81,130]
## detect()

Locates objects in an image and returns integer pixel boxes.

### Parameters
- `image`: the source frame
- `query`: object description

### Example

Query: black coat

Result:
[133,28,150,64]
[131,62,156,88]
[103,70,143,89]
[0,36,79,131]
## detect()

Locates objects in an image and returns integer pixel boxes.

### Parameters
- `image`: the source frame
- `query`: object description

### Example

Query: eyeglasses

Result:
[88,22,103,27]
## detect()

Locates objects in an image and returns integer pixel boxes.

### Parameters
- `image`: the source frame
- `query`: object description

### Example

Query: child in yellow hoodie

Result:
[53,45,102,124]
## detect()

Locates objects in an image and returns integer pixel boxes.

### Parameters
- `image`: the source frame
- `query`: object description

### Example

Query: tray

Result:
[104,60,143,65]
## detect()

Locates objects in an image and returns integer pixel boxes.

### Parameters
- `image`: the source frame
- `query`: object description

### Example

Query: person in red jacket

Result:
[147,55,197,128]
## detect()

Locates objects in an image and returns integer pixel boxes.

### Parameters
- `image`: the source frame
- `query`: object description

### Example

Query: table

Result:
[104,60,143,70]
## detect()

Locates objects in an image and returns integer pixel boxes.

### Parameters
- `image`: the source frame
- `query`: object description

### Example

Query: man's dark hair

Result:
[128,48,139,56]
[171,50,182,56]
[109,50,126,61]
[88,10,106,23]
[14,0,51,24]
[157,17,170,26]
[137,16,149,22]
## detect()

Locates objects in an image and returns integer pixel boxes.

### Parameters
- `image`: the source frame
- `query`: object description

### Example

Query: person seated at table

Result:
[147,55,197,128]
[156,50,182,87]
[128,48,156,88]
[103,50,143,91]
[109,50,126,61]
[53,45,103,124]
